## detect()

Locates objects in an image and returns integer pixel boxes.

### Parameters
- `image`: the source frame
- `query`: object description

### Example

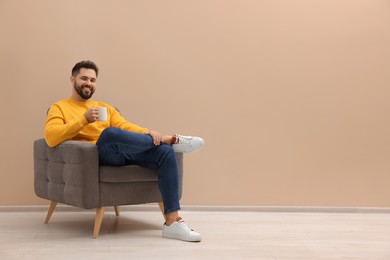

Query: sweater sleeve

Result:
[44,104,89,147]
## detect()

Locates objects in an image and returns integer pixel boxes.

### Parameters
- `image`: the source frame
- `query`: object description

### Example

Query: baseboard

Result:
[1,204,390,214]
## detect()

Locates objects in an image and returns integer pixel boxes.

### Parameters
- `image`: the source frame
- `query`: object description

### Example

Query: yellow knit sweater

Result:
[44,98,148,147]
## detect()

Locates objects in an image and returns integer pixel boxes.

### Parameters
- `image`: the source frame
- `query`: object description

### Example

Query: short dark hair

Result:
[71,60,99,77]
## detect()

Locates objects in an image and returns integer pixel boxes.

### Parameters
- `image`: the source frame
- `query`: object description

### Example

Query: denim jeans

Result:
[96,127,180,215]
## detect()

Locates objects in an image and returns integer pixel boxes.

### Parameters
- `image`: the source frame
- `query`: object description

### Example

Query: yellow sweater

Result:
[44,98,148,147]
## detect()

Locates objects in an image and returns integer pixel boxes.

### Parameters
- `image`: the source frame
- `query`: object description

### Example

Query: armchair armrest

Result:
[34,139,100,209]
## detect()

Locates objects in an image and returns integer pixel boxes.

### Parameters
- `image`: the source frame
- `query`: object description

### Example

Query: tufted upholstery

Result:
[33,138,184,237]
[34,140,100,208]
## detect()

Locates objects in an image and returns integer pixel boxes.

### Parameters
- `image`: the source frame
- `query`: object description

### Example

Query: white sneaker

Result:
[172,135,204,153]
[162,218,202,242]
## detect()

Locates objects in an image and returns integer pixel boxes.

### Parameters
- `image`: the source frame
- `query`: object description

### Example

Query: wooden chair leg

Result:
[44,201,57,224]
[158,202,166,221]
[93,207,104,239]
[114,206,120,216]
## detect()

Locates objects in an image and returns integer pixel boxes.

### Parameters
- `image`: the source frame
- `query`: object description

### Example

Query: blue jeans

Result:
[96,127,180,214]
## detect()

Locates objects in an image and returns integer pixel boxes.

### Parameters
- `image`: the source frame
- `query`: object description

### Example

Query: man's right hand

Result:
[84,106,100,123]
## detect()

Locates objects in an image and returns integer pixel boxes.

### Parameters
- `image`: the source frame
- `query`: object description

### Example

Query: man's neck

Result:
[71,93,89,102]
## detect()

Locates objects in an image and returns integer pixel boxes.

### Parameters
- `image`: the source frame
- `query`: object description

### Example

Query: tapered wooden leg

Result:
[93,207,104,239]
[44,201,57,224]
[114,206,120,216]
[158,202,166,221]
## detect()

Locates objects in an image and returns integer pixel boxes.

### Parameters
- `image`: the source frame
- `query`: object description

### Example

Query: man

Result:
[44,60,203,242]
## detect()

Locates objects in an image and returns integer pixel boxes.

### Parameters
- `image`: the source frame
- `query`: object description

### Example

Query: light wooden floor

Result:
[0,206,390,260]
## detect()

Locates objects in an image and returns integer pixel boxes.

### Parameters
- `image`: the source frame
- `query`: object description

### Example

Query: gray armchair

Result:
[33,138,183,238]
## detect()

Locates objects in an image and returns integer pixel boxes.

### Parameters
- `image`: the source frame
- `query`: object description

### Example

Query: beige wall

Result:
[1,0,389,207]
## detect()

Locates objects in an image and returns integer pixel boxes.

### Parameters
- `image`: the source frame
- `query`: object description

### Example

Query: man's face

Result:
[72,68,97,100]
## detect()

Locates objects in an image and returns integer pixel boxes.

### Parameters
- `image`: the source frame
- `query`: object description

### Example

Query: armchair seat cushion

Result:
[99,165,158,183]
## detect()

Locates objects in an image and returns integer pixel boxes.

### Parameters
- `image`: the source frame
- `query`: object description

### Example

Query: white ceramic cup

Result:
[97,107,107,121]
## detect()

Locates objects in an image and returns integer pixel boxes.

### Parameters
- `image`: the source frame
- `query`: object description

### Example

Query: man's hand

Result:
[84,106,100,123]
[147,130,163,146]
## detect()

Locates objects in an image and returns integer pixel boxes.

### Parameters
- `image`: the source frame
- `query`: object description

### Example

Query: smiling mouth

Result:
[82,85,92,92]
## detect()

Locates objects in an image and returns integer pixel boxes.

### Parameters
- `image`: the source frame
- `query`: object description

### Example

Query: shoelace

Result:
[176,135,193,145]
[177,220,194,232]
[176,217,194,231]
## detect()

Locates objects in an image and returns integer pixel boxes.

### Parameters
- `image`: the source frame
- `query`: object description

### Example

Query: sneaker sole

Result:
[163,233,202,242]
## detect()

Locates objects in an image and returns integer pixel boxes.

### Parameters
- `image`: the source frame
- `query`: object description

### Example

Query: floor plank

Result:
[0,209,389,259]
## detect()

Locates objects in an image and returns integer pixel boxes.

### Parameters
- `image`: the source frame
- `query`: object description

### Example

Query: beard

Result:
[74,81,95,100]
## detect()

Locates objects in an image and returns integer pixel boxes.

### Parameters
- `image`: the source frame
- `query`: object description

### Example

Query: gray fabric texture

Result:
[34,138,184,209]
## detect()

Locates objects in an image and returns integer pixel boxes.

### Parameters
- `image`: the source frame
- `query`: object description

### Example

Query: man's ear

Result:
[70,75,75,83]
